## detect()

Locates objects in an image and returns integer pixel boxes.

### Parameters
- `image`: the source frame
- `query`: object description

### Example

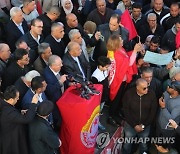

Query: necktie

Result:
[56,73,64,93]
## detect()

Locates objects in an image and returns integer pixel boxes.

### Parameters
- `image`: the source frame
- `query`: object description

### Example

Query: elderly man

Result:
[63,41,91,82]
[20,0,39,25]
[86,0,114,26]
[38,5,60,38]
[21,18,44,51]
[122,78,157,154]
[44,22,65,58]
[145,0,169,24]
[68,29,89,62]
[6,7,29,52]
[138,13,164,43]
[0,43,11,78]
[14,70,40,109]
[43,55,67,131]
[33,42,52,75]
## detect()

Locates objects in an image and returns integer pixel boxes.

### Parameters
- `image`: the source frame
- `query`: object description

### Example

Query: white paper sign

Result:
[143,51,174,65]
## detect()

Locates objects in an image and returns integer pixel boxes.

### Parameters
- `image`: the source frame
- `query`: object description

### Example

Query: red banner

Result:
[57,84,103,154]
[121,10,138,40]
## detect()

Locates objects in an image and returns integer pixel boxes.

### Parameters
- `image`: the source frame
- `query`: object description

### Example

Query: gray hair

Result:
[147,13,157,20]
[10,7,22,18]
[67,41,79,52]
[0,43,8,52]
[68,29,80,40]
[51,22,64,32]
[48,55,60,66]
[38,43,50,55]
[141,67,153,74]
[48,5,61,14]
[24,70,40,82]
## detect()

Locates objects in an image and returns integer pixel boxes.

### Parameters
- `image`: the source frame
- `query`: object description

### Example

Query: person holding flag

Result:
[107,34,143,126]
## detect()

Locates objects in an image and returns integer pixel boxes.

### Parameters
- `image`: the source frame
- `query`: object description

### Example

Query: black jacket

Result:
[29,116,60,154]
[0,99,37,154]
[123,87,157,127]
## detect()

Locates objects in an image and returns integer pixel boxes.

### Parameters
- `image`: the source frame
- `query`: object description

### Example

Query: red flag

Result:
[108,49,137,101]
[36,0,42,15]
[176,30,180,49]
[121,10,137,40]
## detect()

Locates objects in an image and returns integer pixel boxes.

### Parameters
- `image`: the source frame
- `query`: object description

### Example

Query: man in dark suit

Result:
[43,55,67,131]
[28,100,61,154]
[62,41,91,82]
[0,86,38,154]
[1,48,30,91]
[21,18,44,52]
[6,7,29,52]
[44,22,65,59]
[33,42,52,75]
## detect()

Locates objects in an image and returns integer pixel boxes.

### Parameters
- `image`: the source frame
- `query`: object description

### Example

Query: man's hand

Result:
[59,74,67,83]
[134,125,144,132]
[159,97,165,109]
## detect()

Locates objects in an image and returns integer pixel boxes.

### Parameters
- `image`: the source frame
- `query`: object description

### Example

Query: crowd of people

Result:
[0,0,180,153]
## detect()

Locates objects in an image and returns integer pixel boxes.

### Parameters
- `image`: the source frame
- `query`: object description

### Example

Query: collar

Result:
[52,35,61,42]
[49,66,59,76]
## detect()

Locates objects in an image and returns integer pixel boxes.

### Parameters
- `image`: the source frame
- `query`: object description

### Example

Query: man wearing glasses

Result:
[122,78,157,154]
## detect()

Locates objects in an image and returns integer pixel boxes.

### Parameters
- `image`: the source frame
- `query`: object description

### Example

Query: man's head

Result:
[68,29,82,45]
[31,76,47,94]
[122,0,132,7]
[147,13,157,29]
[23,0,36,12]
[37,100,54,117]
[175,18,180,33]
[109,14,120,32]
[10,7,24,24]
[67,41,82,57]
[96,0,106,15]
[149,36,160,52]
[38,43,52,62]
[30,18,43,37]
[51,22,64,39]
[15,39,30,51]
[140,67,153,85]
[4,85,19,105]
[136,78,149,95]
[132,3,142,19]
[66,13,78,28]
[24,70,40,87]
[48,55,63,73]
[170,3,179,17]
[14,48,29,66]
[153,0,164,12]
[47,6,61,21]
[0,43,11,61]
[167,81,180,96]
